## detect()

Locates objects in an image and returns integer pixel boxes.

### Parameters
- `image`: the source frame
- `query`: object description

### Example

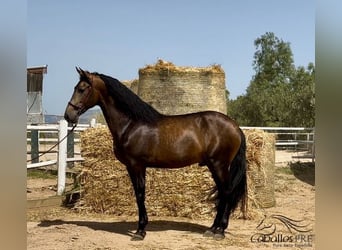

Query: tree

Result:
[245,32,295,126]
[252,32,295,85]
[228,32,315,127]
[289,63,315,127]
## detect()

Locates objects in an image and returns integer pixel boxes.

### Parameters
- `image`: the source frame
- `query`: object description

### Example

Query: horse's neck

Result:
[99,100,131,142]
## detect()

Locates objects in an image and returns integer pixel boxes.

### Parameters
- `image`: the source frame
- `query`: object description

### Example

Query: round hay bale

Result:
[122,79,139,94]
[244,129,276,208]
[77,127,275,219]
[138,60,227,115]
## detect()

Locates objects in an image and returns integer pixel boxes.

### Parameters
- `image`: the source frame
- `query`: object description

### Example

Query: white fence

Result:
[27,119,96,195]
[241,126,315,163]
[241,126,315,149]
[27,123,315,196]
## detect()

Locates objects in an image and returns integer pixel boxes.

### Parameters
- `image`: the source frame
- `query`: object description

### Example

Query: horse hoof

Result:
[203,230,215,237]
[213,232,225,240]
[131,231,146,241]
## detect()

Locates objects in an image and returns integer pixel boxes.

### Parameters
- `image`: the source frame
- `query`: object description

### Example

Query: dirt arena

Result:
[27,151,315,250]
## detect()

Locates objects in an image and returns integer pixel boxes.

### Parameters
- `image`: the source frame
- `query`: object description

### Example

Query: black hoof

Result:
[131,230,146,241]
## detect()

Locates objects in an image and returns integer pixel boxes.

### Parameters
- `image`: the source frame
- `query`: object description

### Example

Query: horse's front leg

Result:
[127,165,148,241]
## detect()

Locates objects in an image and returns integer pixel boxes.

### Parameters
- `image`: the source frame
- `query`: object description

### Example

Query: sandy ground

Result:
[27,151,315,250]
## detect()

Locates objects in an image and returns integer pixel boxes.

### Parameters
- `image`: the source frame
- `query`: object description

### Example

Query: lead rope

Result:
[27,123,78,163]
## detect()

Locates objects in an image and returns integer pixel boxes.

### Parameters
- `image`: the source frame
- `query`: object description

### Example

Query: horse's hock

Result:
[77,128,276,219]
[138,60,227,115]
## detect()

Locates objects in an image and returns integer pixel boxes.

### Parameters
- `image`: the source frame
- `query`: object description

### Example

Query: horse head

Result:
[64,67,101,124]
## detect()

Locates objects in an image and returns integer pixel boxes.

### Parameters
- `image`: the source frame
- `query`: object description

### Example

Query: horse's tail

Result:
[228,128,248,218]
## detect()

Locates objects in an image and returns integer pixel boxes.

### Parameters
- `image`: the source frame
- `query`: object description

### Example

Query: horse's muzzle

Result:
[64,106,79,124]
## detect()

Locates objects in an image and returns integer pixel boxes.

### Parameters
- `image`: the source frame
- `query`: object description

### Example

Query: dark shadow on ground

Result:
[38,219,209,238]
[289,162,315,186]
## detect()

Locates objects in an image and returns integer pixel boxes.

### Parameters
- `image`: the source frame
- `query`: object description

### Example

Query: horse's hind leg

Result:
[204,160,232,239]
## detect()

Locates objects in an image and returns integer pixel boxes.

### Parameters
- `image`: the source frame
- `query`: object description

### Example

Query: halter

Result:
[68,83,92,115]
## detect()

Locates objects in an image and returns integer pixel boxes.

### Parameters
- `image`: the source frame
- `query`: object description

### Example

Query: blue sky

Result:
[27,0,315,115]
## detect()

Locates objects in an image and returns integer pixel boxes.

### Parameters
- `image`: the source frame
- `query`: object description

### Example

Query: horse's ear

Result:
[76,66,86,77]
[76,67,90,81]
[76,66,81,75]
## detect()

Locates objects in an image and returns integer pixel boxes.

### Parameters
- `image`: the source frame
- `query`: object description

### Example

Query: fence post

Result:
[30,127,39,163]
[57,119,68,195]
[67,122,74,168]
[90,118,96,128]
[312,128,315,163]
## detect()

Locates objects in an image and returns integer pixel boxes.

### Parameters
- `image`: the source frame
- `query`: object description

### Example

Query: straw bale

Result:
[77,127,275,220]
[122,79,139,94]
[244,129,276,209]
[139,59,224,75]
[138,60,227,115]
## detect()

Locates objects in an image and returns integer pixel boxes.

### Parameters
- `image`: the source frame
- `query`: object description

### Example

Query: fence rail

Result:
[241,126,314,150]
[27,122,315,195]
[27,119,97,195]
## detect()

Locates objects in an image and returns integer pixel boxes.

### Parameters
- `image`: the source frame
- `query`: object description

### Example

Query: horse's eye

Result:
[78,88,85,94]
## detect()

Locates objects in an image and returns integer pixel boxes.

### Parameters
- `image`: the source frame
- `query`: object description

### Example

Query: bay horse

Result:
[64,67,247,241]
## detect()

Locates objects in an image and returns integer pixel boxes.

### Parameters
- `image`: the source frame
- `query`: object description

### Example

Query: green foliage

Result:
[253,32,294,84]
[289,64,315,127]
[27,169,57,179]
[228,32,315,127]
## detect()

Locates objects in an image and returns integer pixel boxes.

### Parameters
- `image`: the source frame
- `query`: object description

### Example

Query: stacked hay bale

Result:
[138,60,227,115]
[78,127,215,218]
[244,129,276,209]
[77,127,275,219]
[122,79,139,94]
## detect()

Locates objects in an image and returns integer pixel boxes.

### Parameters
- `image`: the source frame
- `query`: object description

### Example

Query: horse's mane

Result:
[93,72,163,123]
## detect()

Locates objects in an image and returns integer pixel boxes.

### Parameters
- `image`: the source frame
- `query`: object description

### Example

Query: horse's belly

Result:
[146,143,203,168]
[148,156,201,168]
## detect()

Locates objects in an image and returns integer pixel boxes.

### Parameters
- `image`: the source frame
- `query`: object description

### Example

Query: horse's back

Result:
[159,111,242,161]
[169,110,241,140]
